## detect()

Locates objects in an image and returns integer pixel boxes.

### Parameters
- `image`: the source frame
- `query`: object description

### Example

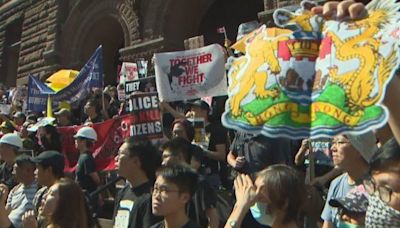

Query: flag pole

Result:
[47,95,53,118]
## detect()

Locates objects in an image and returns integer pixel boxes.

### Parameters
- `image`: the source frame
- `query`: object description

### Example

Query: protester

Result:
[101,93,119,119]
[37,125,62,153]
[54,108,73,127]
[151,164,201,228]
[363,138,400,227]
[161,137,219,227]
[225,164,306,228]
[188,100,228,190]
[0,133,23,189]
[32,151,65,215]
[0,155,38,227]
[113,137,161,227]
[321,133,377,228]
[295,139,341,188]
[329,185,369,227]
[228,131,292,175]
[20,122,35,150]
[171,118,204,170]
[22,178,91,228]
[84,99,103,124]
[0,120,17,135]
[74,126,101,215]
[13,112,26,128]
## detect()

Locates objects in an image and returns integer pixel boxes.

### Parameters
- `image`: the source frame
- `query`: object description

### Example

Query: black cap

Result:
[13,111,26,119]
[189,100,210,111]
[329,185,369,213]
[33,151,65,170]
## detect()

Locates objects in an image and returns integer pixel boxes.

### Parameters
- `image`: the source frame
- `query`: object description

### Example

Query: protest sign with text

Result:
[127,92,163,139]
[154,44,227,102]
[27,46,103,112]
[125,76,157,95]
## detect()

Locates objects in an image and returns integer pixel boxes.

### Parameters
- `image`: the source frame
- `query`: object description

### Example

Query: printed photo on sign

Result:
[154,44,228,102]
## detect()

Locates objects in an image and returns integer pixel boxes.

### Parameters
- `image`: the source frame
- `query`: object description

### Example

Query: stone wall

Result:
[1,0,265,85]
[17,0,62,84]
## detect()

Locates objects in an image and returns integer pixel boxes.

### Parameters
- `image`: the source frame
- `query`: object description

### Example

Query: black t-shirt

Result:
[151,219,201,228]
[113,181,161,228]
[231,132,292,174]
[76,152,97,193]
[187,176,217,227]
[190,144,204,163]
[202,122,227,174]
[0,163,17,190]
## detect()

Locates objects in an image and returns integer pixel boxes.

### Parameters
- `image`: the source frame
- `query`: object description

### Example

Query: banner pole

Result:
[47,95,53,118]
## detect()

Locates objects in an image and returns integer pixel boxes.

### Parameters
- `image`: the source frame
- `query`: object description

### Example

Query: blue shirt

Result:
[321,174,354,228]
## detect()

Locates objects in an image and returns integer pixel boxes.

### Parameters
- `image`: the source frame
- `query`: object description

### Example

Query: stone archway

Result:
[61,0,140,85]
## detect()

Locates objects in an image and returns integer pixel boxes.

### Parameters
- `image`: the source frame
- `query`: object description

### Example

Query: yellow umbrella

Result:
[46,69,79,92]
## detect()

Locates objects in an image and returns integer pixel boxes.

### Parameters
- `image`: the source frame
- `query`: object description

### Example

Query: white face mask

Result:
[249,202,273,226]
[366,195,400,227]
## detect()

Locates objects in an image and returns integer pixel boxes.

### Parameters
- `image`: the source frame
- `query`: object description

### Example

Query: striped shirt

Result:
[6,181,38,227]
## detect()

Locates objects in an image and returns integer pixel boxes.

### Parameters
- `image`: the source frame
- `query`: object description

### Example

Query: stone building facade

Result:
[0,0,318,86]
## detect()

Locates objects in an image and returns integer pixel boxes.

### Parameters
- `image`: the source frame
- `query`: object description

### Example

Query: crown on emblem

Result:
[287,40,320,58]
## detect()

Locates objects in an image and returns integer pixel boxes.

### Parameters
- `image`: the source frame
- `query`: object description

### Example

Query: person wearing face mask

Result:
[363,138,400,227]
[329,185,369,228]
[225,164,306,228]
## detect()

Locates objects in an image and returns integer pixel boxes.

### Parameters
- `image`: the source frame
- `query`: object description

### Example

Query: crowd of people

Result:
[0,0,398,228]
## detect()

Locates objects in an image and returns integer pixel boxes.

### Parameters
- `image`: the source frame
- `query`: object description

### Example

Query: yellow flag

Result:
[47,95,53,118]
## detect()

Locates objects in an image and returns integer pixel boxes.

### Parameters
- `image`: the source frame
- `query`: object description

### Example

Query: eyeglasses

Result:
[363,177,393,203]
[151,186,180,197]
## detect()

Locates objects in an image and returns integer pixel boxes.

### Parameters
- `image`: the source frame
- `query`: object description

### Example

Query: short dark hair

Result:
[161,137,192,164]
[124,137,161,181]
[257,164,305,225]
[369,138,400,173]
[156,164,198,196]
[16,155,35,169]
[38,161,64,179]
[171,119,195,142]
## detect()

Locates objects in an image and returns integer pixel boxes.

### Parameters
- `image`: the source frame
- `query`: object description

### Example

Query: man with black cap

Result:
[32,151,65,214]
[329,185,369,227]
[188,99,228,190]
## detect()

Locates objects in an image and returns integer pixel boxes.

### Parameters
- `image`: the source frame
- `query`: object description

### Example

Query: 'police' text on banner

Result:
[127,92,163,138]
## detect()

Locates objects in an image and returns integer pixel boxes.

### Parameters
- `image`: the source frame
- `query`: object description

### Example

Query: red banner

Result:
[58,112,163,173]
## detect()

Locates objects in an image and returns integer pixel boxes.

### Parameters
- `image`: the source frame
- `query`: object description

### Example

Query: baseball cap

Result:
[13,111,26,119]
[0,121,16,132]
[0,133,22,149]
[188,100,210,111]
[54,108,71,117]
[346,131,379,162]
[329,185,369,213]
[33,151,65,171]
